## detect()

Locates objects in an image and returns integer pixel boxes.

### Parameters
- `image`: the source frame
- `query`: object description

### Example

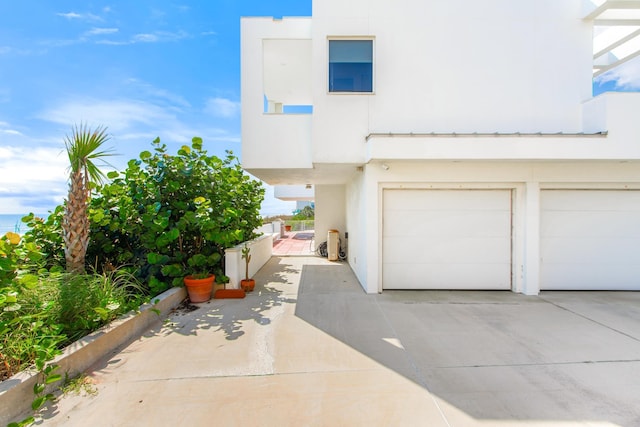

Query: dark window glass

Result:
[329,40,372,92]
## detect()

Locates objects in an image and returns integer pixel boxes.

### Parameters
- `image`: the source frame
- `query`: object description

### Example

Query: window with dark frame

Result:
[329,40,373,93]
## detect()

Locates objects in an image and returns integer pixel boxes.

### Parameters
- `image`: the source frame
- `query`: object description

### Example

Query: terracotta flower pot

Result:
[240,279,255,292]
[214,289,246,299]
[284,225,292,232]
[184,274,215,303]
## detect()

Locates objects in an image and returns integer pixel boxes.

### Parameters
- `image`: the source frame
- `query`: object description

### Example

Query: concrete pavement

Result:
[38,257,640,426]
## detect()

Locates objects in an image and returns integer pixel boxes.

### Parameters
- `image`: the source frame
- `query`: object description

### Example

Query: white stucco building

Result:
[241,0,640,295]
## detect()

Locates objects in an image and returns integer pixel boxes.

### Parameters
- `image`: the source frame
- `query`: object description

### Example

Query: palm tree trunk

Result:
[63,168,89,273]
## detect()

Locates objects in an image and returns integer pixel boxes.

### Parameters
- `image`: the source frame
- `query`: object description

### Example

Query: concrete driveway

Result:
[39,257,640,426]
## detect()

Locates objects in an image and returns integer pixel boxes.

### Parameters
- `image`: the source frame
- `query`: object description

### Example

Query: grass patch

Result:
[1,269,147,382]
[62,373,98,397]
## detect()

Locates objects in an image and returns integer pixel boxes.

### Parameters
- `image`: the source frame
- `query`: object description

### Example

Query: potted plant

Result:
[213,273,245,299]
[213,273,246,299]
[240,244,255,292]
[183,254,215,303]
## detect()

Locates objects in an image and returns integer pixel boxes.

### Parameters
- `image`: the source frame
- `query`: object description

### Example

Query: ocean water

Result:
[0,214,43,235]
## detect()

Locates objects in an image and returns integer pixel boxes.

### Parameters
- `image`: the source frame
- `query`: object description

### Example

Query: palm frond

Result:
[64,123,116,185]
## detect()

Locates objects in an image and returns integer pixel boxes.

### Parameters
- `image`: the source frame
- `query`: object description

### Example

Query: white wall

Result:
[309,0,593,164]
[583,92,640,140]
[314,184,346,253]
[345,169,368,290]
[274,185,314,201]
[241,18,314,170]
[225,234,273,289]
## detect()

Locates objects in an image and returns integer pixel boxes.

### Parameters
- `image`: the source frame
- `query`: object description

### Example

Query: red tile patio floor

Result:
[272,231,316,256]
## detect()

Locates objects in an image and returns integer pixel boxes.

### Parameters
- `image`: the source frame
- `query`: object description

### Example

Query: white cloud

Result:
[133,33,159,43]
[0,121,22,135]
[205,97,240,118]
[0,146,68,214]
[85,28,119,36]
[39,98,178,133]
[35,97,240,158]
[95,40,129,46]
[595,56,640,90]
[57,12,82,19]
[57,11,103,22]
[0,46,36,56]
[260,184,296,217]
[124,78,191,109]
[97,30,189,46]
[147,30,189,42]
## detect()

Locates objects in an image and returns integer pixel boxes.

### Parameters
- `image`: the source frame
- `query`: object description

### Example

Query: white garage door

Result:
[382,189,512,290]
[541,190,640,290]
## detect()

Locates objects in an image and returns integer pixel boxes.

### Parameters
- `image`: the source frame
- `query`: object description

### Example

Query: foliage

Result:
[57,269,147,344]
[63,124,115,273]
[1,262,145,381]
[20,207,65,271]
[64,124,114,185]
[1,232,65,426]
[0,269,64,380]
[61,373,98,397]
[87,137,264,294]
[0,134,264,425]
[1,257,147,425]
[292,205,314,220]
[261,215,292,223]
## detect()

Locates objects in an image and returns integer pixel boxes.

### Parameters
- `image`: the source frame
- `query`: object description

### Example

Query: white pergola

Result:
[585,0,640,77]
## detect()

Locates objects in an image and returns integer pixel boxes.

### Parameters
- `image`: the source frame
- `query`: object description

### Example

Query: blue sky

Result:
[0,1,311,215]
[0,1,638,215]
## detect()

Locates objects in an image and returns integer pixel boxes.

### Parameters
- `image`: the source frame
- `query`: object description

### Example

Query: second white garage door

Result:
[383,189,512,290]
[540,190,640,290]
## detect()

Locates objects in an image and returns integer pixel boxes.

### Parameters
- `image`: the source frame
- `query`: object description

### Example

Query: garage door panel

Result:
[385,189,510,211]
[384,210,511,238]
[384,263,511,290]
[542,237,640,264]
[384,236,511,264]
[541,264,640,290]
[542,190,640,211]
[541,190,640,290]
[541,211,640,238]
[383,189,512,290]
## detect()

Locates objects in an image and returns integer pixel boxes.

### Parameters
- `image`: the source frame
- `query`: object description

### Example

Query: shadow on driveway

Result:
[167,263,298,341]
[295,262,640,426]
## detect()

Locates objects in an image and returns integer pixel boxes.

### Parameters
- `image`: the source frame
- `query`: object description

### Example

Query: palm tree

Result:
[63,124,114,273]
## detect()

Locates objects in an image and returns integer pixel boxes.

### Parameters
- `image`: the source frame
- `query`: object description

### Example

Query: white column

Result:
[523,181,541,295]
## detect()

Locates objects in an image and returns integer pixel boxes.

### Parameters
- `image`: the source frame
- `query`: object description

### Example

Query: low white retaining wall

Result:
[0,287,186,426]
[225,234,273,289]
[255,221,284,239]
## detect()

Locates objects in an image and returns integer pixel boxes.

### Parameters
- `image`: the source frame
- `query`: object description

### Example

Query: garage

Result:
[540,190,640,290]
[382,189,512,290]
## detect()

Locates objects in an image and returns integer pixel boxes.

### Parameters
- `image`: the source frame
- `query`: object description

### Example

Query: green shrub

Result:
[1,232,63,380]
[0,272,64,379]
[21,206,65,271]
[57,269,146,344]
[1,267,147,381]
[87,137,264,294]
